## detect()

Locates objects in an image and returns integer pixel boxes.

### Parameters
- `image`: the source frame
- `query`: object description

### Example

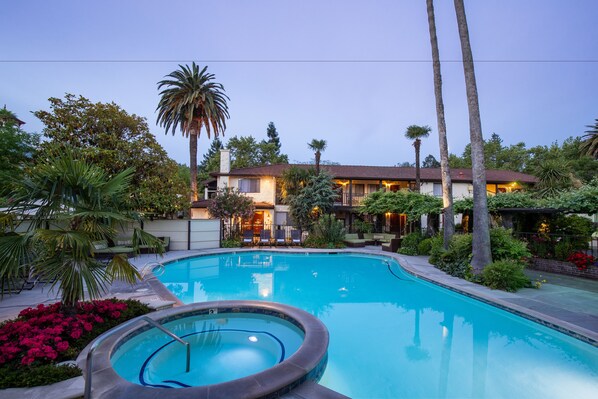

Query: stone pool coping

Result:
[144,248,598,346]
[79,300,330,399]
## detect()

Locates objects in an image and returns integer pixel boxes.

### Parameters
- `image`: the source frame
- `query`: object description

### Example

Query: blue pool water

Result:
[112,313,304,387]
[157,252,598,398]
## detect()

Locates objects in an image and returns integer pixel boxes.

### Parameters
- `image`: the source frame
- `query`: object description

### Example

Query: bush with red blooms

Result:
[566,252,596,271]
[0,299,150,381]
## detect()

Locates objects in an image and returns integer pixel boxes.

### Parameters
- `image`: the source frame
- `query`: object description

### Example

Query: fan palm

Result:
[426,0,454,247]
[157,63,229,202]
[534,159,572,198]
[580,119,598,158]
[308,139,327,175]
[454,0,492,271]
[404,125,431,192]
[0,151,163,311]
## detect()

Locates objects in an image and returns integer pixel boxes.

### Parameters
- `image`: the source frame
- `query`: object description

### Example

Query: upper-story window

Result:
[239,178,260,193]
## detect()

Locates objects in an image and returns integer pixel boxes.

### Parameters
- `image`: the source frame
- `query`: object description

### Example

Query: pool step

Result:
[283,381,351,399]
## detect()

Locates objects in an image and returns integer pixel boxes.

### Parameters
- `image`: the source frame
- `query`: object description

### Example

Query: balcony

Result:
[334,193,368,207]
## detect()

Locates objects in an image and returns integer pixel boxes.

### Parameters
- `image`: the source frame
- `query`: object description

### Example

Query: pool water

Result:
[111,313,304,388]
[158,252,598,398]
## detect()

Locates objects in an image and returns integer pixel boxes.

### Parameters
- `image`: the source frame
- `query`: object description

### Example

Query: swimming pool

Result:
[158,251,598,398]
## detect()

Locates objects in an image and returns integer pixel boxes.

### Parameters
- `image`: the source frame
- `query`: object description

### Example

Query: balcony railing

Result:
[334,193,368,207]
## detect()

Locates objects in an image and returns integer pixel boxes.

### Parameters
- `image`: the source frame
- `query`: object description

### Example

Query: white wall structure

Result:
[139,219,220,250]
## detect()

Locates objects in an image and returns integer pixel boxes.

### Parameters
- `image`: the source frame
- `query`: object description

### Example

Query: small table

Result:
[372,234,384,246]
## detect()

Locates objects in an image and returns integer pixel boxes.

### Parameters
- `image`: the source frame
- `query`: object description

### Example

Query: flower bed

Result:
[0,299,150,388]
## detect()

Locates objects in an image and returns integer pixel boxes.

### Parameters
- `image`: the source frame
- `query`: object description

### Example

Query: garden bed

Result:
[528,258,598,280]
[0,299,151,389]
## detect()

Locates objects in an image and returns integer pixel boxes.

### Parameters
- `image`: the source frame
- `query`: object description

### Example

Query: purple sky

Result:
[2,0,597,167]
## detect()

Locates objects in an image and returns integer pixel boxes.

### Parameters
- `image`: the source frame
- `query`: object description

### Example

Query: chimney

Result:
[220,149,230,174]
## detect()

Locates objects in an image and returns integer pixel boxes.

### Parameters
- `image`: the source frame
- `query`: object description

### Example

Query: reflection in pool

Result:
[158,252,598,399]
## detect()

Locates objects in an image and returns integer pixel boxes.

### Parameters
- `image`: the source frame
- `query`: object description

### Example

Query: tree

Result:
[228,135,261,169]
[534,159,574,198]
[422,154,441,168]
[34,94,188,216]
[207,187,254,238]
[454,0,492,272]
[287,171,338,231]
[0,109,39,198]
[580,119,598,159]
[259,122,288,164]
[425,0,456,248]
[0,151,162,311]
[308,139,327,175]
[157,63,229,202]
[404,125,431,192]
[280,166,311,202]
[198,137,224,183]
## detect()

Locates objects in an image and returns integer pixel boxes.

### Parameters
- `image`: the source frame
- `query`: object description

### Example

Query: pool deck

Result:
[1,247,597,399]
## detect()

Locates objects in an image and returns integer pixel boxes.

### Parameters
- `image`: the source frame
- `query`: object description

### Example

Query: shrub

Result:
[417,238,434,255]
[567,252,596,271]
[352,219,373,234]
[554,240,575,261]
[306,214,346,248]
[428,235,446,265]
[398,232,424,255]
[480,260,530,292]
[0,299,150,388]
[490,228,531,262]
[221,238,242,248]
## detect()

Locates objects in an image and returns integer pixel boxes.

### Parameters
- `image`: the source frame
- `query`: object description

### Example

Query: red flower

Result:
[567,252,595,271]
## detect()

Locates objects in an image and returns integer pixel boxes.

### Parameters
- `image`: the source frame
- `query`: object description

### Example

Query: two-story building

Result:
[192,149,537,235]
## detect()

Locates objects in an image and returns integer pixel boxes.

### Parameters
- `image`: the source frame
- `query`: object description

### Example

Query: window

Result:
[238,178,260,193]
[354,184,365,196]
[368,184,379,194]
[433,183,442,197]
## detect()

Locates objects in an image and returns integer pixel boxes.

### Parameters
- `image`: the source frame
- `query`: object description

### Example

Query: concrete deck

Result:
[1,247,597,399]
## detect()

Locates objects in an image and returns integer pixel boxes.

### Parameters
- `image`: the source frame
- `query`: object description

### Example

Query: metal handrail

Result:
[84,315,191,399]
[140,261,165,278]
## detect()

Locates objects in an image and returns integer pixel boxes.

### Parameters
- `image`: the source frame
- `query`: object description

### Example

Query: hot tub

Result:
[83,301,329,399]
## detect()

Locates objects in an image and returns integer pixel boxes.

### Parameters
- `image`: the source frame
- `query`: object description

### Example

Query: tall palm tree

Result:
[404,125,431,192]
[426,0,455,248]
[157,63,229,203]
[308,139,327,175]
[580,119,598,158]
[454,0,492,272]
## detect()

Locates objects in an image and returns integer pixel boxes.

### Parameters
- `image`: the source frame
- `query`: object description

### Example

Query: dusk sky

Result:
[2,0,597,167]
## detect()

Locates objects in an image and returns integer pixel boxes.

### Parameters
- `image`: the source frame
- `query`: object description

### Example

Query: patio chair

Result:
[259,230,272,246]
[275,230,286,246]
[290,230,302,246]
[242,230,254,246]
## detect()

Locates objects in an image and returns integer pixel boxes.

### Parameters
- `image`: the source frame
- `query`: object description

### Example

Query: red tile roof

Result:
[212,164,537,184]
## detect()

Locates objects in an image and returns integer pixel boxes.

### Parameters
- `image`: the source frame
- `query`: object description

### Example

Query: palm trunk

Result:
[454,0,492,272]
[414,139,421,192]
[426,0,455,248]
[315,151,321,175]
[190,131,199,203]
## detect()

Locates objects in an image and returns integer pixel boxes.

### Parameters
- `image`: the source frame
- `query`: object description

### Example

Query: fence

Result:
[11,218,221,251]
[515,232,598,259]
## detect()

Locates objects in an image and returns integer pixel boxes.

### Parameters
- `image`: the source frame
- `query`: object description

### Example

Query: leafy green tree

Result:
[198,137,224,183]
[581,119,598,159]
[207,187,254,238]
[0,109,39,198]
[228,135,261,169]
[34,94,188,216]
[422,154,441,168]
[308,139,327,175]
[157,63,229,202]
[359,190,442,222]
[454,0,492,271]
[287,171,338,231]
[259,122,288,164]
[548,179,598,214]
[404,125,431,192]
[0,152,162,311]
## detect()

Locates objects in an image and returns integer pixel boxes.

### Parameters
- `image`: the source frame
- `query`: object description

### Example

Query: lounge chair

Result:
[275,230,286,245]
[290,230,302,246]
[242,230,254,246]
[92,240,135,260]
[259,230,272,246]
